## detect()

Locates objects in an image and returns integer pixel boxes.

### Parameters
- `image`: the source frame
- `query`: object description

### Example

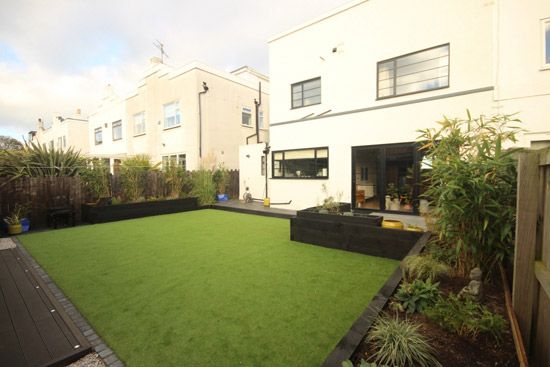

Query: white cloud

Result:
[0,0,348,141]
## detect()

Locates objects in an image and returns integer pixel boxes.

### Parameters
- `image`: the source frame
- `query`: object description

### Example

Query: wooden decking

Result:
[0,247,91,367]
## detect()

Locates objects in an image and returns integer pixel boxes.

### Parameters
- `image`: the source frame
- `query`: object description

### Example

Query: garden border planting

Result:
[81,197,198,224]
[321,232,430,367]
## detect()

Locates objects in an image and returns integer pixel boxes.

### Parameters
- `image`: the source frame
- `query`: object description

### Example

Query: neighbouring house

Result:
[88,57,269,171]
[256,0,550,212]
[87,85,127,168]
[31,110,90,154]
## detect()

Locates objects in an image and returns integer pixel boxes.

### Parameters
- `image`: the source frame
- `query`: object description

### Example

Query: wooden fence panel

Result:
[513,147,550,366]
[1,169,240,228]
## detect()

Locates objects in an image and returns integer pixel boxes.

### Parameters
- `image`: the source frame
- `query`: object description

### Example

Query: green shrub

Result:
[423,293,506,344]
[401,254,451,282]
[0,141,83,178]
[190,166,216,206]
[163,162,185,199]
[395,278,440,313]
[367,315,441,367]
[80,159,111,201]
[212,163,229,194]
[417,112,522,278]
[120,154,158,202]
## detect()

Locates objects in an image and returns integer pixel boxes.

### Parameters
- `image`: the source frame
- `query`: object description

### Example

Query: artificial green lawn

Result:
[19,209,399,367]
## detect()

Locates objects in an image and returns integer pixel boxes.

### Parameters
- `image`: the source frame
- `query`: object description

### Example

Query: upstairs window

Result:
[164,100,181,129]
[112,120,122,141]
[242,107,252,126]
[259,111,265,129]
[291,77,321,108]
[543,18,550,68]
[134,112,146,136]
[272,147,328,179]
[377,44,449,99]
[94,127,102,145]
[57,137,62,149]
[62,135,66,147]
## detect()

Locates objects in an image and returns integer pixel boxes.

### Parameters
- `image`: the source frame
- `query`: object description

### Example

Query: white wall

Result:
[239,143,268,200]
[267,0,497,210]
[88,85,126,158]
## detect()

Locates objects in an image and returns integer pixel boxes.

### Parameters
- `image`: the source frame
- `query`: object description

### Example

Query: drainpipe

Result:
[263,142,270,198]
[246,82,262,145]
[198,82,209,158]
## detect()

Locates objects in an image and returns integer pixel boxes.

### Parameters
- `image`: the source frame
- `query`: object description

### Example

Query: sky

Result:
[0,0,347,143]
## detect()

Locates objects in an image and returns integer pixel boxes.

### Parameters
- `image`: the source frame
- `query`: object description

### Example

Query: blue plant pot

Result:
[21,218,30,232]
[217,194,228,201]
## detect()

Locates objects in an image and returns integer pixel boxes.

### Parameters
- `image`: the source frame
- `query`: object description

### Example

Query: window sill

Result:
[133,133,146,137]
[271,176,328,180]
[95,143,102,145]
[291,102,321,110]
[163,125,181,131]
[540,65,550,71]
[113,139,122,142]
[241,124,253,128]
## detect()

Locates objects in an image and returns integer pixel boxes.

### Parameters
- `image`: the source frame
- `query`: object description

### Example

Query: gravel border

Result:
[11,236,125,367]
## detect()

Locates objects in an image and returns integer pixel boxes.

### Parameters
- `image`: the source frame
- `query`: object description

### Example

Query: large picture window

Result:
[377,44,449,99]
[164,100,181,129]
[291,77,321,108]
[134,112,146,136]
[272,147,328,179]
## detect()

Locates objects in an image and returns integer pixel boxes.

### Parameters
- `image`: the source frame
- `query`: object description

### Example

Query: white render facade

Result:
[265,0,550,211]
[88,58,269,171]
[32,110,89,155]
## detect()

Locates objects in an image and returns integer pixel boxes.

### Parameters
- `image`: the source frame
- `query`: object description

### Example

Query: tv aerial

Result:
[153,39,169,63]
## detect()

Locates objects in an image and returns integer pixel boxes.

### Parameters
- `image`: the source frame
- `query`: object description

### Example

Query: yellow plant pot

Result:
[264,197,270,207]
[7,224,22,235]
[381,219,404,230]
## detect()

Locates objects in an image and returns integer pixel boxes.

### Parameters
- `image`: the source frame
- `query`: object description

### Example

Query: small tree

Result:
[79,159,111,201]
[190,152,217,206]
[417,111,522,278]
[212,163,229,195]
[163,161,185,199]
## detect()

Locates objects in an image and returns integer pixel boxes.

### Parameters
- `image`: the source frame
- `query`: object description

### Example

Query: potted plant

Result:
[3,203,29,235]
[213,163,229,201]
[386,183,400,210]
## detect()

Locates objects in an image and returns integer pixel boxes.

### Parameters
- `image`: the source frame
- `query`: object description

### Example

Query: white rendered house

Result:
[88,58,269,171]
[31,110,89,155]
[264,0,550,212]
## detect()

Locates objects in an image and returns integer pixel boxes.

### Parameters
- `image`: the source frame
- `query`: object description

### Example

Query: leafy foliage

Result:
[163,161,185,199]
[79,159,111,201]
[212,163,229,194]
[416,112,522,277]
[423,293,506,344]
[120,154,158,202]
[366,315,441,367]
[0,141,84,178]
[395,278,440,313]
[0,135,23,150]
[401,254,451,282]
[320,183,344,214]
[3,202,30,225]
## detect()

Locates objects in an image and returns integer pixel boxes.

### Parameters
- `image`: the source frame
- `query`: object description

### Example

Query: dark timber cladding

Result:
[0,248,91,367]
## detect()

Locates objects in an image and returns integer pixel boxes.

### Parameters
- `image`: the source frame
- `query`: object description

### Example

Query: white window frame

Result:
[259,111,265,129]
[164,100,181,129]
[112,120,122,141]
[134,112,146,136]
[242,107,252,127]
[162,153,186,171]
[542,18,550,69]
[94,127,102,145]
[62,135,66,148]
[57,137,62,149]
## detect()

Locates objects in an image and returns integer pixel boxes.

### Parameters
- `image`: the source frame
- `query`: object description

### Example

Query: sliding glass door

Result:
[353,143,422,214]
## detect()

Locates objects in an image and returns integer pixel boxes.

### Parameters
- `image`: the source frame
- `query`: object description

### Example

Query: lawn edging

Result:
[81,197,198,224]
[321,231,431,367]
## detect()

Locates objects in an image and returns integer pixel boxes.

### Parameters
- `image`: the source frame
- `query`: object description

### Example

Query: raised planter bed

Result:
[81,197,198,224]
[291,209,419,260]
